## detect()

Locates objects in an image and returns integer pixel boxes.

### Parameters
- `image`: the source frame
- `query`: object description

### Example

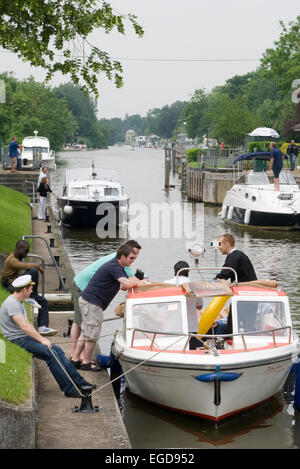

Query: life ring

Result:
[197,296,231,336]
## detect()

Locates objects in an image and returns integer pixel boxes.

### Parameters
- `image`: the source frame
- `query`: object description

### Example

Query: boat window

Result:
[132,301,184,334]
[23,147,33,153]
[245,172,270,185]
[236,301,287,336]
[70,187,88,197]
[104,187,119,196]
[279,171,297,185]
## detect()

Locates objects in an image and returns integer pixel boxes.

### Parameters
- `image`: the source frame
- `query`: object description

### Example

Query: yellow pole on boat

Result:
[197,296,230,336]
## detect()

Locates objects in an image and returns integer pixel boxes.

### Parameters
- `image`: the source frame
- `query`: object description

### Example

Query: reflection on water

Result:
[53,147,300,449]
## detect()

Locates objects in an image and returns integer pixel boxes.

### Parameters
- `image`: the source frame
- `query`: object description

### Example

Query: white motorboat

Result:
[21,130,56,170]
[221,170,300,230]
[56,164,129,229]
[112,270,299,422]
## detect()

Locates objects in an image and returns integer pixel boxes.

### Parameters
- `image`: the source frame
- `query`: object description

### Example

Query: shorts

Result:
[70,280,82,325]
[79,296,103,341]
[272,167,282,179]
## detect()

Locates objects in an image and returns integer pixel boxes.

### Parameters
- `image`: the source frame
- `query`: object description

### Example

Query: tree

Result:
[182,89,210,139]
[260,17,300,99]
[0,1,144,96]
[0,73,76,150]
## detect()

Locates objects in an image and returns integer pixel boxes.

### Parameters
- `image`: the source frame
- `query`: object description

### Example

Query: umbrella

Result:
[248,127,280,138]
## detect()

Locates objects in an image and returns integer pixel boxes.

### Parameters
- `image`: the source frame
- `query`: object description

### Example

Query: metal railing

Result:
[26,254,45,296]
[22,235,67,291]
[130,326,292,353]
[25,180,37,205]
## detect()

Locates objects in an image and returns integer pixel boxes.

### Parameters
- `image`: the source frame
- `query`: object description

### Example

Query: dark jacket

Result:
[216,249,257,283]
[287,144,298,156]
[37,182,52,198]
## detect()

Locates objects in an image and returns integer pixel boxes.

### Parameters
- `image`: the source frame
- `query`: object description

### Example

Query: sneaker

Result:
[38,326,57,336]
[24,298,42,309]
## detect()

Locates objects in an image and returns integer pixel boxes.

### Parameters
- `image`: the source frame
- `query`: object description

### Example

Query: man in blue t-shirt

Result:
[269,142,283,191]
[71,244,143,370]
[9,136,21,173]
[69,240,142,360]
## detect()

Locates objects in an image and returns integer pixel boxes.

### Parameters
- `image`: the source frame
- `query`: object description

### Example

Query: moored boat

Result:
[21,130,56,170]
[221,170,300,230]
[112,270,299,422]
[56,164,129,229]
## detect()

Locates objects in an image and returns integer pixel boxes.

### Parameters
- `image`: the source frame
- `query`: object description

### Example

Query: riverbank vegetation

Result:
[0,185,32,405]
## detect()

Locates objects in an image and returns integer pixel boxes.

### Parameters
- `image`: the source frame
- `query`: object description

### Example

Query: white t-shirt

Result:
[0,295,28,341]
[164,276,203,332]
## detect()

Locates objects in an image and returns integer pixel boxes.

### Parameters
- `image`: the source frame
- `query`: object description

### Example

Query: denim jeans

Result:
[11,336,88,394]
[289,153,297,171]
[25,268,49,328]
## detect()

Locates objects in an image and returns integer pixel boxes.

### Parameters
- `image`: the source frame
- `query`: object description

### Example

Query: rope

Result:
[48,346,85,397]
[47,328,215,400]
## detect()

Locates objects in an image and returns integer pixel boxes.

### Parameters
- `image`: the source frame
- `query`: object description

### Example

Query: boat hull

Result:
[222,206,300,230]
[57,197,129,229]
[116,350,293,421]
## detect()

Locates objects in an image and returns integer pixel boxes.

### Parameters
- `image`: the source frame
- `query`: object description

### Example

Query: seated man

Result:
[1,240,56,336]
[0,275,95,398]
[164,261,203,350]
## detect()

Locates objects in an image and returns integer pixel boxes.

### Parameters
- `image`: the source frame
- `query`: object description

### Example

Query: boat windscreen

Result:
[236,300,287,336]
[132,301,184,334]
[279,171,297,185]
[245,172,270,185]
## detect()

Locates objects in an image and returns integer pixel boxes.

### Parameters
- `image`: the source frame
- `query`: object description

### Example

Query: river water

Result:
[52,146,300,449]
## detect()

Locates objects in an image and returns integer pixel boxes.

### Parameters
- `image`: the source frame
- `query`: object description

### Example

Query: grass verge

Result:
[0,185,32,405]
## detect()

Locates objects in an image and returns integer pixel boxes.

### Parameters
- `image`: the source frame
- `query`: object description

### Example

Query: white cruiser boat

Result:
[21,130,56,170]
[221,171,300,230]
[112,270,299,422]
[56,165,129,229]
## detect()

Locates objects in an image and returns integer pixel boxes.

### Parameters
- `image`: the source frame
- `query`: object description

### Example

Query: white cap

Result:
[12,275,35,288]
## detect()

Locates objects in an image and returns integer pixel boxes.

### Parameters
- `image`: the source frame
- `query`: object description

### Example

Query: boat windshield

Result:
[23,147,48,153]
[70,187,88,197]
[279,171,297,185]
[245,172,270,185]
[132,301,184,335]
[236,300,288,336]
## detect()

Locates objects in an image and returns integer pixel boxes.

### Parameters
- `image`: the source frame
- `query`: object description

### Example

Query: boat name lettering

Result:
[237,291,278,296]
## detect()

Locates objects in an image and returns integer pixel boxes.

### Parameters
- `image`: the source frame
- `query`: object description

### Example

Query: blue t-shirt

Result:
[81,258,128,310]
[9,141,19,158]
[74,252,133,291]
[270,148,283,169]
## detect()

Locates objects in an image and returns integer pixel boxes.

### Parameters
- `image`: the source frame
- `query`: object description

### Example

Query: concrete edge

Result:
[0,360,36,449]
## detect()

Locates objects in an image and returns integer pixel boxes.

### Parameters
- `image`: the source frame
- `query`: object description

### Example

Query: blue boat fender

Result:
[195,365,242,382]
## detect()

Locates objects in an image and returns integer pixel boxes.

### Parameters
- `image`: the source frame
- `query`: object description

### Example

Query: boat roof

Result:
[22,136,50,147]
[127,284,287,300]
[65,167,119,184]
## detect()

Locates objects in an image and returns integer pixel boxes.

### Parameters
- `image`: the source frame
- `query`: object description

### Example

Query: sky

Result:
[0,0,300,119]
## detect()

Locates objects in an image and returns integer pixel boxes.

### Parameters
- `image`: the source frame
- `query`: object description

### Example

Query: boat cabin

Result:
[124,283,292,353]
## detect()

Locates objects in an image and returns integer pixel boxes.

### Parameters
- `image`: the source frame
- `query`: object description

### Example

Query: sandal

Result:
[80,362,101,372]
[70,360,82,369]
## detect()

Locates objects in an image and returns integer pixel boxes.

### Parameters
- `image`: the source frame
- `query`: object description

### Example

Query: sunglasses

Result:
[129,256,135,260]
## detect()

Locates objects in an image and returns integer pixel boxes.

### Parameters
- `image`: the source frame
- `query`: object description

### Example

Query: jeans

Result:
[11,336,88,394]
[26,268,49,328]
[289,153,297,171]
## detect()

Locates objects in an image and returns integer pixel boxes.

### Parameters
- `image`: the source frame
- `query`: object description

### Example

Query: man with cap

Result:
[1,239,56,336]
[0,275,95,398]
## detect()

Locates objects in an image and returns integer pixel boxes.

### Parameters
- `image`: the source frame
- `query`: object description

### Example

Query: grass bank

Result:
[0,185,32,405]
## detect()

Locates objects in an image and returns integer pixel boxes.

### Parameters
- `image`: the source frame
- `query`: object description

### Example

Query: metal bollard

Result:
[72,385,101,414]
[46,225,52,234]
[54,255,60,266]
[50,238,55,248]
[58,277,66,291]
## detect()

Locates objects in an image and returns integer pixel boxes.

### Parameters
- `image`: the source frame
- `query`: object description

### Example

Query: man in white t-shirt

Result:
[164,261,203,349]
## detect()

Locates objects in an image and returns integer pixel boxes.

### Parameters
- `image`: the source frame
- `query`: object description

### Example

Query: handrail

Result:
[25,254,45,296]
[22,235,67,291]
[25,180,37,206]
[176,266,238,285]
[130,326,292,353]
